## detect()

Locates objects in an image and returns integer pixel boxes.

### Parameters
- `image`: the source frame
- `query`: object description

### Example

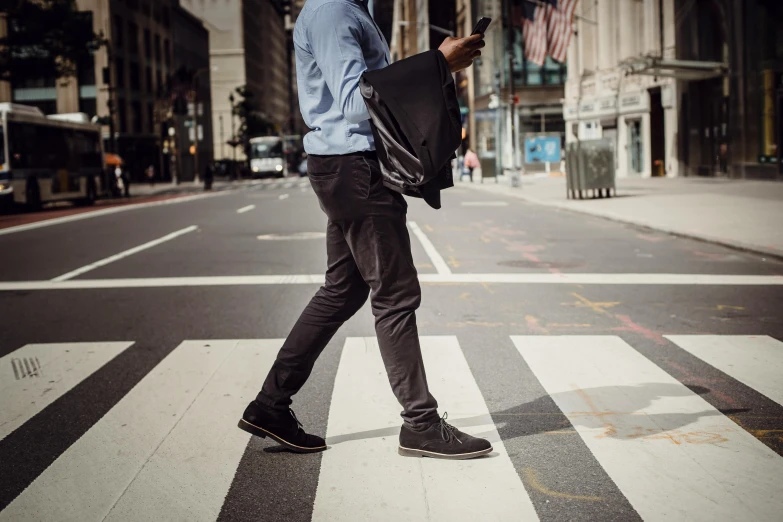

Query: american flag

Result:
[547,0,579,63]
[522,1,552,66]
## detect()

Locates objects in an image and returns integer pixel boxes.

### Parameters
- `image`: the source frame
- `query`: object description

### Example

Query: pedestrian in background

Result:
[462,148,479,182]
[238,0,490,461]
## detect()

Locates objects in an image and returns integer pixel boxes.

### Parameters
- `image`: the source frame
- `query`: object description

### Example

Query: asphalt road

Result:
[1,177,782,521]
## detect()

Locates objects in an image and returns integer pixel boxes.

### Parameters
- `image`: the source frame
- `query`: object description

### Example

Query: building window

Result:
[144,29,151,59]
[128,21,139,54]
[115,57,125,89]
[163,7,170,27]
[129,61,140,91]
[113,15,124,48]
[118,98,127,133]
[163,39,170,68]
[155,34,161,63]
[132,101,142,133]
[156,69,163,96]
[146,66,153,93]
[147,102,155,133]
[79,98,97,118]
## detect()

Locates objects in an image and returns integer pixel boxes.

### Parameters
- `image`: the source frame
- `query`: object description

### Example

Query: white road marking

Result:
[511,335,783,522]
[0,342,133,441]
[279,193,290,200]
[312,336,537,521]
[236,204,255,214]
[460,201,509,207]
[104,340,280,521]
[257,232,325,240]
[407,221,452,275]
[0,340,236,521]
[51,225,198,281]
[0,192,225,237]
[666,335,783,406]
[1,273,780,291]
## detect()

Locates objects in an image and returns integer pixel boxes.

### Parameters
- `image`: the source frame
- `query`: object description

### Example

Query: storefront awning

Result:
[622,57,727,81]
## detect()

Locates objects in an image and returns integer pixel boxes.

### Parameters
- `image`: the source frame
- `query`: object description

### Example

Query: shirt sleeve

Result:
[306,4,371,124]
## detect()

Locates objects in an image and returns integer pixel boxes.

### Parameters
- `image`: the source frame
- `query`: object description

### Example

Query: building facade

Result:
[2,0,187,182]
[564,0,783,180]
[180,0,289,161]
[471,0,567,178]
[169,3,214,182]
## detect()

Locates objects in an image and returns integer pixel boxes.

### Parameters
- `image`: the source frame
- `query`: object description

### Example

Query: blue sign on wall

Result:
[525,136,561,163]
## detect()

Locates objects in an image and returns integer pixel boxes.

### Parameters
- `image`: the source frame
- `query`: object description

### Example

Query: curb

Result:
[456,181,783,262]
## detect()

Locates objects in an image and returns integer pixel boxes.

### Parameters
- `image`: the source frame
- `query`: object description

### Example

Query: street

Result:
[1,177,782,521]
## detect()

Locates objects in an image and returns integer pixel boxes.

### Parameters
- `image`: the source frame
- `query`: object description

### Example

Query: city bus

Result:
[0,103,103,209]
[249,136,286,178]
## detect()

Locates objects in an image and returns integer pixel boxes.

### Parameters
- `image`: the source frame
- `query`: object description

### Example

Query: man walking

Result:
[239,0,491,460]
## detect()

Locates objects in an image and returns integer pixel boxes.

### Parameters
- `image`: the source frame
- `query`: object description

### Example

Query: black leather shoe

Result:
[398,413,492,460]
[238,401,327,453]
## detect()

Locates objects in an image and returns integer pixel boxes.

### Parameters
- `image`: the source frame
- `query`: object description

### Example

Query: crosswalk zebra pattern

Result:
[1,334,782,521]
[250,178,311,191]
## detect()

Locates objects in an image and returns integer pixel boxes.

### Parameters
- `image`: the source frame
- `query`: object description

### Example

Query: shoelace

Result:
[289,408,303,428]
[436,412,462,444]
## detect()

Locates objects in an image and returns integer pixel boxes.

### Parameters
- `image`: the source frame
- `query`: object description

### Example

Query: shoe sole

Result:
[398,445,493,460]
[237,418,327,454]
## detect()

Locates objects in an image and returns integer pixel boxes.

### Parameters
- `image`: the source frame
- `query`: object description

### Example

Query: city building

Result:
[179,0,289,161]
[564,0,782,180]
[388,0,457,62]
[168,3,214,182]
[0,0,209,183]
[471,0,567,178]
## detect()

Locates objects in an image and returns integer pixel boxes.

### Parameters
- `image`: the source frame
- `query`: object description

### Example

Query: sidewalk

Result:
[119,179,246,198]
[457,175,783,259]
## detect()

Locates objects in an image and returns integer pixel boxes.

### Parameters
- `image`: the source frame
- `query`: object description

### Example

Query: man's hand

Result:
[438,34,485,73]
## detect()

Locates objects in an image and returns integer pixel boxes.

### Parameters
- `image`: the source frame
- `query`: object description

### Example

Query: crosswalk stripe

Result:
[0,342,133,442]
[0,340,237,521]
[312,336,538,521]
[666,335,783,407]
[511,335,783,522]
[104,340,280,521]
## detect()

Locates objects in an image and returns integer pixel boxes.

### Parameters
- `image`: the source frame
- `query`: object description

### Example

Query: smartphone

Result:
[471,17,492,36]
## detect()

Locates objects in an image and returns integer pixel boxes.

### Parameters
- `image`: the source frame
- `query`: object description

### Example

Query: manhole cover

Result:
[497,259,584,269]
[257,232,326,240]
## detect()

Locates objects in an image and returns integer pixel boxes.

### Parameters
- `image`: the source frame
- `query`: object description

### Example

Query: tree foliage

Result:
[0,0,105,82]
[230,85,276,160]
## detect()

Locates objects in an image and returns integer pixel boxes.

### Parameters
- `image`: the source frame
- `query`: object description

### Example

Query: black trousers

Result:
[256,151,440,428]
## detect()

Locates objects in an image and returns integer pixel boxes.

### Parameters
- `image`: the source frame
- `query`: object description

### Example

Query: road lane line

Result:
[0,342,133,441]
[511,335,783,521]
[0,340,236,522]
[408,221,452,275]
[313,336,537,521]
[0,192,227,237]
[51,225,198,282]
[236,204,255,214]
[278,193,290,200]
[104,340,280,521]
[1,273,781,291]
[666,335,783,406]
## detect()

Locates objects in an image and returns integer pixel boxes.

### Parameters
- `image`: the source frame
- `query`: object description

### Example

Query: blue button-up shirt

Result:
[294,0,391,155]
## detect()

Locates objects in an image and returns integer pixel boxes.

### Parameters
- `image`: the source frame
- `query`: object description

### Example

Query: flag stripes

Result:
[1,334,782,521]
[548,0,578,63]
[519,0,579,65]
